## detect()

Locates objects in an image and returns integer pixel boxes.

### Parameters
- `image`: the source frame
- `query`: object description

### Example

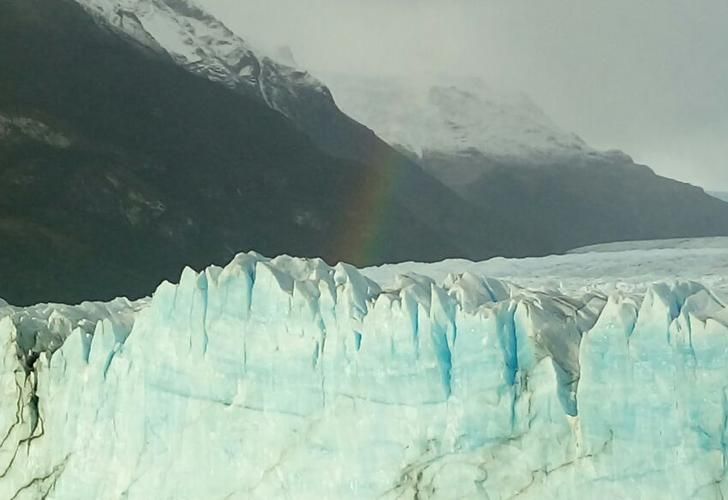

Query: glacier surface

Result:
[0,250,727,499]
[365,236,728,302]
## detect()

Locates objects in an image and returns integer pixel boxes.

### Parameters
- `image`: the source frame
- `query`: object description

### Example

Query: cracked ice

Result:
[0,251,727,499]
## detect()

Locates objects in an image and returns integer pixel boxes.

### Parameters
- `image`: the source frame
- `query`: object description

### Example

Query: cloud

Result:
[200,0,728,190]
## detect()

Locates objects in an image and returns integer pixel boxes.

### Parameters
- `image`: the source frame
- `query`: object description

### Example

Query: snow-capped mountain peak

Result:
[74,0,618,169]
[324,74,599,164]
[75,0,329,115]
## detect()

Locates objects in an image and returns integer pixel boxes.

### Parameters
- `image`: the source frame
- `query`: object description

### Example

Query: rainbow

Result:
[333,156,405,265]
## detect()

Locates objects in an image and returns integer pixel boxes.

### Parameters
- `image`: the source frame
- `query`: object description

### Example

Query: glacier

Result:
[1,250,728,499]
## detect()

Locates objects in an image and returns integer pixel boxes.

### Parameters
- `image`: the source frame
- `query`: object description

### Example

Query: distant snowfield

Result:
[570,236,728,253]
[364,236,728,300]
[709,191,728,202]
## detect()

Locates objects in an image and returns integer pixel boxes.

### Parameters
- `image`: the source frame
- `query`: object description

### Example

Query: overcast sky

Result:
[200,0,728,191]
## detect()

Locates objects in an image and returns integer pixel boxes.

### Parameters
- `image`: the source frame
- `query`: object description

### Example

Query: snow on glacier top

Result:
[570,236,728,254]
[363,237,728,301]
[0,297,147,355]
[1,237,726,349]
[3,243,727,498]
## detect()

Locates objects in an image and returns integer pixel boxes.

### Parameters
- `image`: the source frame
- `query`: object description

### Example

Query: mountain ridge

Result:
[2,0,728,306]
[73,0,390,163]
[323,73,728,254]
[0,0,498,305]
[322,74,627,165]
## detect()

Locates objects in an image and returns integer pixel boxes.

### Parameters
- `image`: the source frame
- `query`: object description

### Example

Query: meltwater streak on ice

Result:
[0,252,727,499]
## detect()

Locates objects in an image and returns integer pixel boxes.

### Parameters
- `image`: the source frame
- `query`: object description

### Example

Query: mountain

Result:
[76,0,505,272]
[73,0,401,163]
[323,75,595,166]
[2,0,728,306]
[2,252,728,498]
[77,0,728,263]
[326,75,728,254]
[0,0,498,306]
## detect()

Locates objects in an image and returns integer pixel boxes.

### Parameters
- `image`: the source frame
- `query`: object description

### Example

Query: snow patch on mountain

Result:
[74,0,330,117]
[71,0,634,169]
[323,74,631,165]
[0,113,72,148]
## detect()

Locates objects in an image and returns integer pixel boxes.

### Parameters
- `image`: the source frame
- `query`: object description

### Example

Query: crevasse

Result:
[0,252,727,499]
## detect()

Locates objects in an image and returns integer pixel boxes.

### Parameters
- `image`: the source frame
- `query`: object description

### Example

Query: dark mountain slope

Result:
[418,152,728,256]
[0,0,491,305]
[325,76,728,257]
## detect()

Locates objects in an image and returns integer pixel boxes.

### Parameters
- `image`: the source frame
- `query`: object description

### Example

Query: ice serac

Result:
[0,254,727,499]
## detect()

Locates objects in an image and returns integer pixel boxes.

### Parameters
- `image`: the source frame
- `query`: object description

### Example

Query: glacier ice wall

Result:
[1,253,727,499]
